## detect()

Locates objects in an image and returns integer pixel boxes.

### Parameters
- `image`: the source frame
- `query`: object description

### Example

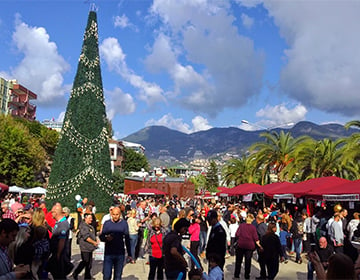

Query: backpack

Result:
[297,221,304,235]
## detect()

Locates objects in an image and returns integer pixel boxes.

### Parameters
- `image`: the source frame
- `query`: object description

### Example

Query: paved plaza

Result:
[71,241,309,280]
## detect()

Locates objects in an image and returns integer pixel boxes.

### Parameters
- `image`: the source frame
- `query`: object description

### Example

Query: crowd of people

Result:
[0,192,360,280]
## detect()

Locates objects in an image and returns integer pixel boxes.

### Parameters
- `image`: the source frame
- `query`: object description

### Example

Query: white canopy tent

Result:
[21,187,46,195]
[9,186,26,193]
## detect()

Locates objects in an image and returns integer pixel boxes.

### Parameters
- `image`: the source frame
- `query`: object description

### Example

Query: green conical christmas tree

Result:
[47,9,112,212]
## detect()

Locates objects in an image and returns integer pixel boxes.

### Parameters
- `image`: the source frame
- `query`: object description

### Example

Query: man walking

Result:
[100,206,131,280]
[49,203,73,279]
[329,213,344,253]
[206,210,227,271]
[163,218,190,280]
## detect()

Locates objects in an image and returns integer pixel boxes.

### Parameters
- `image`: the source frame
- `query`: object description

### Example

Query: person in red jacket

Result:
[146,217,166,280]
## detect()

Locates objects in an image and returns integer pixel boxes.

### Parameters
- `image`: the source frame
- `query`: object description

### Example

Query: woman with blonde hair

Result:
[233,213,262,280]
[32,208,46,227]
[172,209,186,230]
[9,224,34,268]
[127,209,140,263]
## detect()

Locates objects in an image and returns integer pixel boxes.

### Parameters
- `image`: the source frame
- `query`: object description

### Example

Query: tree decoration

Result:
[47,10,112,211]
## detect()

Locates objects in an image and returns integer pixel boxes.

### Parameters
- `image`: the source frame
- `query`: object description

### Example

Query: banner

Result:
[243,193,253,202]
[323,194,360,201]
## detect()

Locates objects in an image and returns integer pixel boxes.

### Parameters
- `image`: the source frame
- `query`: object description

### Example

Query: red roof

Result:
[0,183,9,192]
[222,183,262,196]
[295,176,350,198]
[308,178,358,196]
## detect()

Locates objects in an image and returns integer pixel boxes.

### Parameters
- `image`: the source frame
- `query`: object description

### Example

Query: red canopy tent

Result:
[307,179,360,201]
[0,183,9,192]
[296,176,350,198]
[263,181,294,198]
[127,188,167,196]
[223,183,262,196]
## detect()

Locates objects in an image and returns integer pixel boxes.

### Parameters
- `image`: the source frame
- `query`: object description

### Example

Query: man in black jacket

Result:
[206,210,227,271]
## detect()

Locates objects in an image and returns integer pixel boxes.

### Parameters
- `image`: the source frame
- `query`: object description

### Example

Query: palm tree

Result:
[221,155,257,187]
[344,120,360,129]
[285,138,345,181]
[341,120,360,179]
[249,130,309,184]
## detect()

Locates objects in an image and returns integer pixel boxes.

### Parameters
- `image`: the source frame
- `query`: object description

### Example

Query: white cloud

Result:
[100,37,166,105]
[114,14,130,28]
[105,87,136,120]
[264,1,360,117]
[240,103,307,131]
[192,116,212,132]
[241,13,254,29]
[148,0,265,116]
[113,14,138,31]
[145,113,212,133]
[7,15,70,106]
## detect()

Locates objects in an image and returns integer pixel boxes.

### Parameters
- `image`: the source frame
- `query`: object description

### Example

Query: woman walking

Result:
[127,209,140,263]
[262,223,282,280]
[146,217,166,280]
[233,213,262,280]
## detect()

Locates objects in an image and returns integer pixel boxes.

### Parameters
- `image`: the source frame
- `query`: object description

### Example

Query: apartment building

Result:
[0,77,37,120]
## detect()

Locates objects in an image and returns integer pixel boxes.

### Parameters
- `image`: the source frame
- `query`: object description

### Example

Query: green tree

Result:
[166,168,179,178]
[340,120,360,179]
[189,174,206,193]
[112,169,125,193]
[205,160,219,192]
[284,138,345,181]
[0,115,46,187]
[122,148,149,172]
[48,10,113,212]
[250,131,309,184]
[14,118,59,157]
[221,156,257,187]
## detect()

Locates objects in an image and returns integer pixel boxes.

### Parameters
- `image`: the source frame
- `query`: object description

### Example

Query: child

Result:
[228,217,239,256]
[202,253,223,280]
[279,223,291,263]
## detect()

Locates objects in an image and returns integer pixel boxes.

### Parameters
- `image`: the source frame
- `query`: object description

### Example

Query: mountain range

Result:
[123,121,359,165]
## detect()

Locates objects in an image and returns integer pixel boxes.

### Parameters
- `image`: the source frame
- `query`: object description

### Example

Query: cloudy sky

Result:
[1,0,359,138]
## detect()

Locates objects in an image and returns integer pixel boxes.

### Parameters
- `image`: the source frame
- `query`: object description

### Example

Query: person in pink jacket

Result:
[188,215,201,270]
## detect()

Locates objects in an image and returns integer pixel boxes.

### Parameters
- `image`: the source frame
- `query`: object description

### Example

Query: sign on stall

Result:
[323,194,360,201]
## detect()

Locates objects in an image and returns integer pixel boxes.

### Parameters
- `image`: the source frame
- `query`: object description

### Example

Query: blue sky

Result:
[1,0,360,139]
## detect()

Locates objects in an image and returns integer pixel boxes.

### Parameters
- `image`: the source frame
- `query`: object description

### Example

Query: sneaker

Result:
[297,259,302,264]
[284,260,288,264]
[200,252,206,259]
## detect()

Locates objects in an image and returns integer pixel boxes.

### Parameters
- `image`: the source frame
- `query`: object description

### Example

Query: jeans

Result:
[129,234,138,259]
[103,254,125,280]
[280,244,288,260]
[135,228,144,259]
[74,251,93,279]
[234,248,254,279]
[307,261,314,280]
[293,238,302,261]
[199,231,207,253]
[148,256,163,280]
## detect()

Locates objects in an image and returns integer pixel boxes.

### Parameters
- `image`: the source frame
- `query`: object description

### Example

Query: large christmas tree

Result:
[47,9,113,212]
